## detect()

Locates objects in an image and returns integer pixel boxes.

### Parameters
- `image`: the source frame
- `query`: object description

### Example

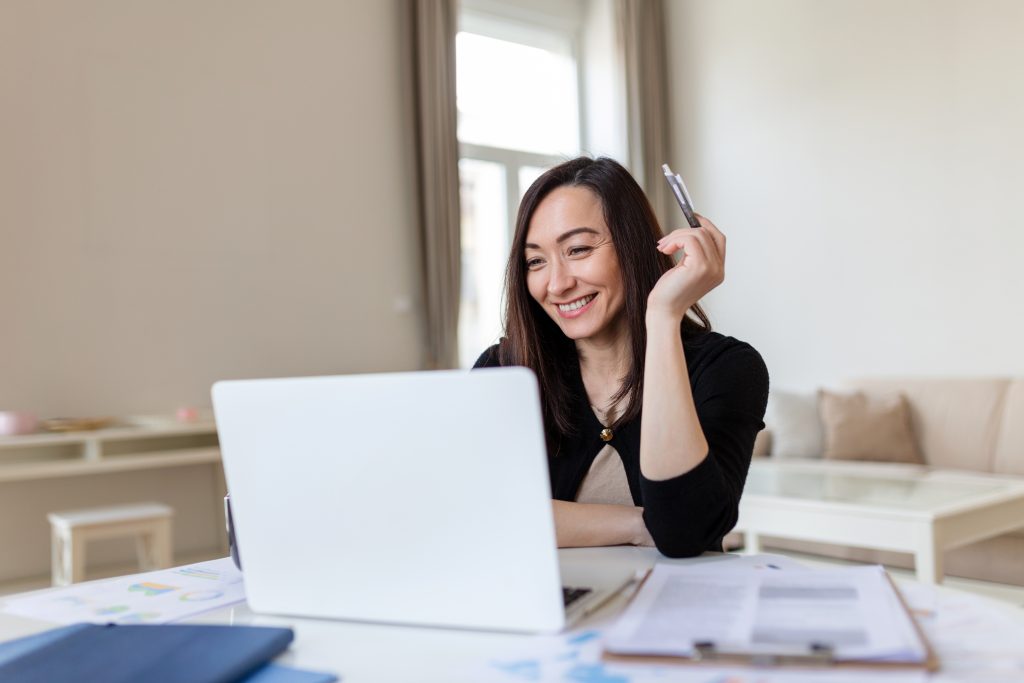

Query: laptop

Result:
[211,367,633,633]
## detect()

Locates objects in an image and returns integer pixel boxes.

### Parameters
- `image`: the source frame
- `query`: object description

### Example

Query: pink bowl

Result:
[0,411,38,436]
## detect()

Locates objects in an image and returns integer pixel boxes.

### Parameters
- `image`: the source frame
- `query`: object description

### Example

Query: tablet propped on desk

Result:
[603,564,938,671]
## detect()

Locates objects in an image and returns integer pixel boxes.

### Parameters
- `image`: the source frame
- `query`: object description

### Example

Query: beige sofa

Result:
[747,377,1024,586]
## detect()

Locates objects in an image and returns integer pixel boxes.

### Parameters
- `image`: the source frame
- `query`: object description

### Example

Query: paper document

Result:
[605,564,928,663]
[678,552,811,573]
[1,558,245,625]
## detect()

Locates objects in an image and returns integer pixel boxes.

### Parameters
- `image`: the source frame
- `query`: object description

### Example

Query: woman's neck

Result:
[576,336,629,376]
[576,325,632,411]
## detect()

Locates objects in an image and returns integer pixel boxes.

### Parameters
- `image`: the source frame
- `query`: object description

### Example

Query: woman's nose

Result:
[547,260,575,296]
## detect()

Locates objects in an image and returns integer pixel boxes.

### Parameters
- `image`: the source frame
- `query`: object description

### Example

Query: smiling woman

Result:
[474,157,769,557]
[524,191,626,344]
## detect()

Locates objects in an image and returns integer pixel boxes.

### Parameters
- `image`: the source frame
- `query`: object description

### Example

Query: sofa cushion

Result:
[993,379,1024,475]
[819,389,924,464]
[764,390,824,459]
[845,378,1009,471]
[752,429,772,457]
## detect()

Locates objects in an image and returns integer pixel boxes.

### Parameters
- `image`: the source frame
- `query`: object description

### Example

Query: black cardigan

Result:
[473,330,769,557]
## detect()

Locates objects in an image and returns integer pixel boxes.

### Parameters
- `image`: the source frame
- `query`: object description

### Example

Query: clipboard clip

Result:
[692,641,835,667]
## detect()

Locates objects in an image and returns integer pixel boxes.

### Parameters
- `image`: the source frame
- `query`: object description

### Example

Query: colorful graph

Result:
[3,558,245,627]
[179,590,223,602]
[95,605,130,616]
[128,582,178,597]
[174,567,222,581]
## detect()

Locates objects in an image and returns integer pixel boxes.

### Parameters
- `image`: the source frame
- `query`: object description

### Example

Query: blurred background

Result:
[1,0,1022,588]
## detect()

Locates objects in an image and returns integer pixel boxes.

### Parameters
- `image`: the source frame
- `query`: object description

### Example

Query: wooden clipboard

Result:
[602,568,940,672]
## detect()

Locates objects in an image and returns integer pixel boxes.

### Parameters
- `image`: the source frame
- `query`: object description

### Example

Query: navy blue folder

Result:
[0,623,296,683]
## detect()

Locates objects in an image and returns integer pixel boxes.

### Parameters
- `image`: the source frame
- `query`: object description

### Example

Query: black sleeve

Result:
[639,341,769,558]
[472,344,502,369]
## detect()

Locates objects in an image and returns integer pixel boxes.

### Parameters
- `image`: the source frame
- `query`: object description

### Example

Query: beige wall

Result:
[0,0,423,419]
[665,0,1024,390]
[0,0,421,582]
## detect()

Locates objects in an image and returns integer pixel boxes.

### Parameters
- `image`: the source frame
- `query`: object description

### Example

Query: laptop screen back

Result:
[212,367,565,632]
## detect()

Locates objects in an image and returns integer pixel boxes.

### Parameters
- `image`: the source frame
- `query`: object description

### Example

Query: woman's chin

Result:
[554,318,604,342]
[550,320,583,339]
[551,308,627,344]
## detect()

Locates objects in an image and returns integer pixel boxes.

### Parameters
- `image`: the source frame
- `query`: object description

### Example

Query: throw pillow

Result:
[818,389,924,464]
[764,390,825,458]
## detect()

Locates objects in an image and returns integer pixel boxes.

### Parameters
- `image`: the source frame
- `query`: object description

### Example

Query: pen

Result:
[662,163,701,228]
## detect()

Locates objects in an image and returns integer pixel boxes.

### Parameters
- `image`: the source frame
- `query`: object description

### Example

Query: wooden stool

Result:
[47,503,174,586]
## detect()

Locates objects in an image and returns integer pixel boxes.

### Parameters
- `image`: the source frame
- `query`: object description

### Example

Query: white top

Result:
[576,402,632,507]
[574,403,656,547]
[575,444,633,506]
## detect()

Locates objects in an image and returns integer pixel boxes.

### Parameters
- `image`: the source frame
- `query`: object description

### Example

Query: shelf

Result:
[0,448,222,483]
[0,420,218,449]
[0,418,222,483]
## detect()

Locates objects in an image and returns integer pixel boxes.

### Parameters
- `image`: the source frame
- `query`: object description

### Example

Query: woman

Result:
[474,157,768,558]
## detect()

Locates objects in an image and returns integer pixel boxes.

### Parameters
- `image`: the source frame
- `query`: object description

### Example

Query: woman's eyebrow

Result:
[525,227,600,249]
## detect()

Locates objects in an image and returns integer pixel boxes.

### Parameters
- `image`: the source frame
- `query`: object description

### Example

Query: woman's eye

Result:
[568,246,592,257]
[526,258,544,269]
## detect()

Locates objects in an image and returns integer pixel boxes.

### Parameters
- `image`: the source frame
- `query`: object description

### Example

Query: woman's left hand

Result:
[647,214,726,321]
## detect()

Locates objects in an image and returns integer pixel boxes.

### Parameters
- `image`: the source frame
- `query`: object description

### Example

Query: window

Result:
[455,8,583,367]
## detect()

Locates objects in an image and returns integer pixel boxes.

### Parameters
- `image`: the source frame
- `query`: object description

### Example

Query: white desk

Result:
[0,547,687,681]
[1,548,1022,682]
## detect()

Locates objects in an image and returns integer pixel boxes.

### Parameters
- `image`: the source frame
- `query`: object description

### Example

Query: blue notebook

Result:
[0,623,334,683]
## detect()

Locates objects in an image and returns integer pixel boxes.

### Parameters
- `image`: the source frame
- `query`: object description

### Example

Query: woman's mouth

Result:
[556,294,596,318]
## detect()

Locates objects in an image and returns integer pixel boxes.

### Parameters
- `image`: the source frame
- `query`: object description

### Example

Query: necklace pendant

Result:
[600,428,613,442]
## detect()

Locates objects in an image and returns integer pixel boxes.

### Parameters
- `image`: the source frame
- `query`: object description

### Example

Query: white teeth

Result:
[558,294,595,313]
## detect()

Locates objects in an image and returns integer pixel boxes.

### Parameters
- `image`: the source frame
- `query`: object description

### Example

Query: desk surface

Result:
[2,548,1022,682]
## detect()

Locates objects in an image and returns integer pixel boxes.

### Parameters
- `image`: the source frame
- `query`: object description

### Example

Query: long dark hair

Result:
[498,157,711,450]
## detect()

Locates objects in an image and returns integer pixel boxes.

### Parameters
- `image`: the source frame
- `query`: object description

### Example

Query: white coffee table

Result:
[734,460,1024,584]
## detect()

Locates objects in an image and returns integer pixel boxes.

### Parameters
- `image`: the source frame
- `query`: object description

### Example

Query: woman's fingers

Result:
[658,231,709,264]
[694,214,726,261]
[658,228,721,268]
[689,228,721,269]
[650,217,728,315]
[657,229,724,291]
[659,217,726,252]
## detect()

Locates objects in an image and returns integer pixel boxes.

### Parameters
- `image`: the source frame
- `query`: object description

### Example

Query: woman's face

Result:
[524,185,626,344]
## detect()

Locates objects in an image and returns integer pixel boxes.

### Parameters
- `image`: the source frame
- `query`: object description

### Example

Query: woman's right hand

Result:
[647,215,727,321]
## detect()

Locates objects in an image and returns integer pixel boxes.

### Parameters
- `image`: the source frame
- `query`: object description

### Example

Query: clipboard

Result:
[602,568,939,672]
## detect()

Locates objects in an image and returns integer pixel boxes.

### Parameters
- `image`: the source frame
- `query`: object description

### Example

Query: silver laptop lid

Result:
[212,367,565,633]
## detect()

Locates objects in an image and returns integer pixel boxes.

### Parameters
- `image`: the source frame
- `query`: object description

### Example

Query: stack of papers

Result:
[605,563,930,665]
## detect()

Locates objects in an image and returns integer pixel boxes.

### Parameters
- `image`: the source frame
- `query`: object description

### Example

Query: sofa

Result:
[741,377,1024,586]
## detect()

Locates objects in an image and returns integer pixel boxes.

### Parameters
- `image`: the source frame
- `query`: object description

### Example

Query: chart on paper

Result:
[1,558,245,625]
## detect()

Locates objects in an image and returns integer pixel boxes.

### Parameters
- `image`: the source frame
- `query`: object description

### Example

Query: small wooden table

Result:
[47,503,174,586]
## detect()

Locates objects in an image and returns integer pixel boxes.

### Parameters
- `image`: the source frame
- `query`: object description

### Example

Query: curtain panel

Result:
[410,0,461,369]
[618,0,675,234]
